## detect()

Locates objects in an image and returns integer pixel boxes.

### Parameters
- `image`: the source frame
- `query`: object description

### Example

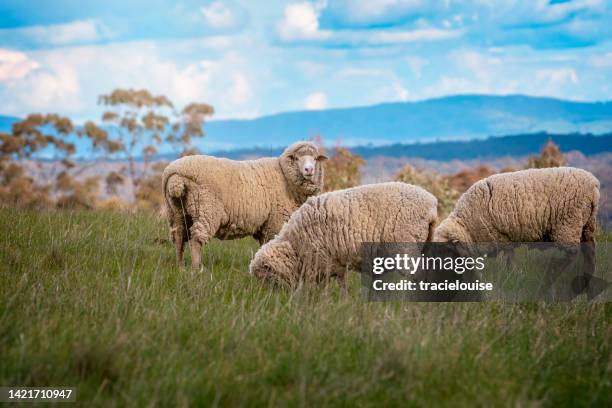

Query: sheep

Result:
[249,182,438,288]
[433,167,600,244]
[433,167,600,285]
[162,141,327,269]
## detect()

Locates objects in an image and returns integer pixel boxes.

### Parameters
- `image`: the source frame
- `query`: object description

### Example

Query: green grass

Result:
[0,207,610,407]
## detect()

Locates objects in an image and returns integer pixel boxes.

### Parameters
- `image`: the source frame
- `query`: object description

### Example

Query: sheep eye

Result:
[288,154,297,161]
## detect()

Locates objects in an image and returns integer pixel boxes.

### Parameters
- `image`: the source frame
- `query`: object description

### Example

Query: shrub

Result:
[55,172,101,210]
[0,160,53,210]
[324,147,366,192]
[135,162,167,212]
[96,197,130,212]
[445,165,495,193]
[395,165,459,218]
[526,140,566,169]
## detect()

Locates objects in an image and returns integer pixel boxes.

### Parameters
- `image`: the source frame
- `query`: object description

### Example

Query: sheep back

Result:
[437,167,600,243]
[252,182,438,284]
[162,141,325,244]
[162,155,290,239]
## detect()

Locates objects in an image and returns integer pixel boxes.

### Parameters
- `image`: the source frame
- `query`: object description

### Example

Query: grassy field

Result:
[0,207,610,407]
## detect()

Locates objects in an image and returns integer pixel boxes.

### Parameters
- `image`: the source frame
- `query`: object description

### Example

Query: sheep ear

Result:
[288,154,297,161]
[316,154,328,161]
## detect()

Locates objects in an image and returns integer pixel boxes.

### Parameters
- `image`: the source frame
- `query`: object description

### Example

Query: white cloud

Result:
[0,20,109,48]
[536,68,579,85]
[0,41,258,119]
[366,28,461,45]
[172,60,214,106]
[417,47,591,101]
[451,49,501,82]
[316,0,611,49]
[367,76,411,104]
[0,49,39,81]
[498,0,607,26]
[229,73,253,104]
[205,35,234,49]
[276,2,461,46]
[277,2,331,41]
[0,50,82,114]
[420,49,519,97]
[201,2,239,29]
[304,92,327,109]
[325,0,607,28]
[391,79,409,100]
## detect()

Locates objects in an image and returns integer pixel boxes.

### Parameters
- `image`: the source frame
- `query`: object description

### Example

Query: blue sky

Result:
[0,0,611,122]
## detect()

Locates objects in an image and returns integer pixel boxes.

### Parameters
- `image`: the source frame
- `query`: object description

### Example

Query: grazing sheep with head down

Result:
[433,167,600,277]
[433,167,599,244]
[162,141,327,269]
[249,182,438,288]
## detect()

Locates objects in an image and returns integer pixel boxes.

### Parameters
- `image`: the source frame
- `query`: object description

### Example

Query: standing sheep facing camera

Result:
[433,167,600,244]
[250,182,438,288]
[162,142,327,269]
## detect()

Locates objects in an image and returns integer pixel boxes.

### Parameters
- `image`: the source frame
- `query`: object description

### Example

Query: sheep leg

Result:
[172,225,186,267]
[333,266,348,293]
[538,225,582,300]
[176,238,185,267]
[580,243,596,300]
[186,210,202,271]
[188,222,210,271]
[189,238,203,271]
[188,217,219,271]
[581,214,596,271]
[580,242,595,274]
[580,216,597,299]
[336,274,348,293]
[183,186,222,271]
[170,202,191,267]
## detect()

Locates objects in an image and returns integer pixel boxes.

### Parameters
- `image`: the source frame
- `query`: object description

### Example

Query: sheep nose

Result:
[304,166,314,175]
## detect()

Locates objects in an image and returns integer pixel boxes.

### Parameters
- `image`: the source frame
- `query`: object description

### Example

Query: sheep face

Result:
[297,155,317,180]
[250,239,298,287]
[280,142,327,196]
[433,217,471,243]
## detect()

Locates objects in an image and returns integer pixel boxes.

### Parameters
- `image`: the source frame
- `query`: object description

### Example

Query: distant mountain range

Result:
[180,132,611,161]
[196,94,612,150]
[2,94,612,151]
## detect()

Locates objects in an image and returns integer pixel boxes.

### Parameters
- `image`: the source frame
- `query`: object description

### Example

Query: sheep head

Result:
[433,216,472,243]
[280,141,327,201]
[250,238,299,288]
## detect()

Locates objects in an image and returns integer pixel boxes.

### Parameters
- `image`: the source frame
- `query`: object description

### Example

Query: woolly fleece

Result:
[162,141,326,269]
[433,167,600,244]
[249,182,438,288]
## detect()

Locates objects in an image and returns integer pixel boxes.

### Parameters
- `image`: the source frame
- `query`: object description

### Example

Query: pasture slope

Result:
[0,208,610,406]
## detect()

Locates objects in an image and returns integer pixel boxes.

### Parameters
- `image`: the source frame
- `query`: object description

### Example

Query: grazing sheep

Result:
[433,167,600,244]
[249,182,438,288]
[433,167,601,298]
[163,142,327,269]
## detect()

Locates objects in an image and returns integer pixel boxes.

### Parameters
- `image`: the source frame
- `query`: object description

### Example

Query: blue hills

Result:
[184,132,612,161]
[197,94,612,150]
[2,94,612,153]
